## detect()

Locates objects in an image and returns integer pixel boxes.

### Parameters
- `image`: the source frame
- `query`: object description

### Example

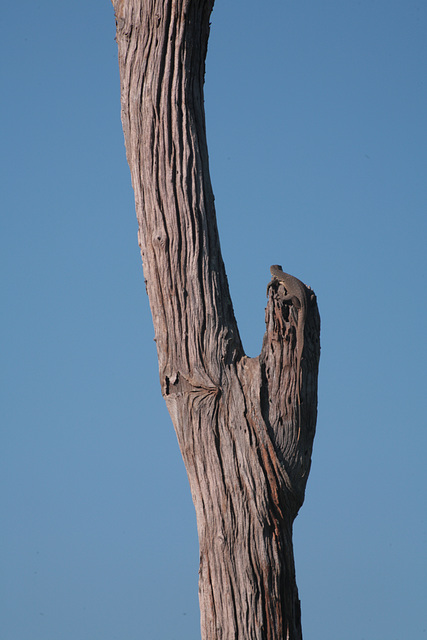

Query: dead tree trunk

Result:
[112,1,320,638]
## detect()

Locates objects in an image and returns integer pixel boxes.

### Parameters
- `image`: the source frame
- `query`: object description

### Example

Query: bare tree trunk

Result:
[112,1,320,639]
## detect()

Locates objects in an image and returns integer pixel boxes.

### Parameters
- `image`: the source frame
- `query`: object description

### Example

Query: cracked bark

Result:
[112,1,320,638]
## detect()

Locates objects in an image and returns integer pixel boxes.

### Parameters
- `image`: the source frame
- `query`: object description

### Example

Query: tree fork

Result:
[112,1,320,639]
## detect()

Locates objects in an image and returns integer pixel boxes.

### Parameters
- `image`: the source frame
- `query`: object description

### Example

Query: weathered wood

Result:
[112,1,320,638]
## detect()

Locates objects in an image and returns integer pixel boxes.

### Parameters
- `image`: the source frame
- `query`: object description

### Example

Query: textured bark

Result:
[112,1,320,639]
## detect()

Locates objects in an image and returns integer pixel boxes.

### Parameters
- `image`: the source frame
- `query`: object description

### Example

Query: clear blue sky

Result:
[1,1,426,639]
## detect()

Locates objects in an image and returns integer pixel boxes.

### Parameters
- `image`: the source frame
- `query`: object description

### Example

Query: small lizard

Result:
[268,264,308,407]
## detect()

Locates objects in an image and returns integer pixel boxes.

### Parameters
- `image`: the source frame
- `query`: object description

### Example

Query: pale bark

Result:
[112,1,320,639]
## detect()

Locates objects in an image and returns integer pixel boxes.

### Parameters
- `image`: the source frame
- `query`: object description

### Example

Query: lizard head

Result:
[270,264,283,275]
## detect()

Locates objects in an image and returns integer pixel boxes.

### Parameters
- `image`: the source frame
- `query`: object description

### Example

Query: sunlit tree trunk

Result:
[112,1,320,638]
